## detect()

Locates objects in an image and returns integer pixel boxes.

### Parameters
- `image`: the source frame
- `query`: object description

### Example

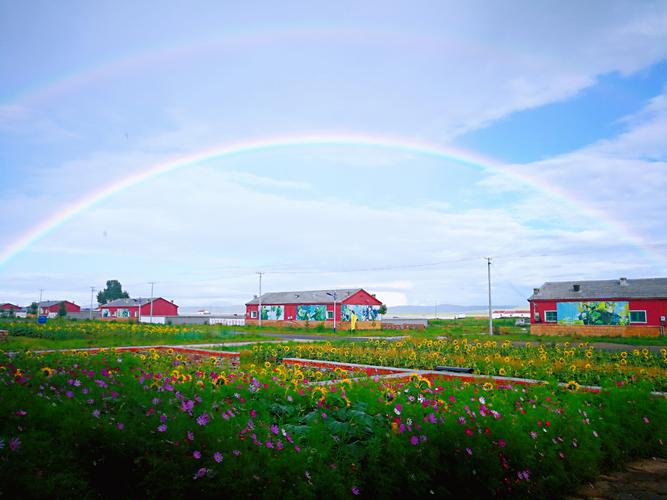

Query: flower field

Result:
[251,338,667,392]
[1,319,202,338]
[0,344,666,498]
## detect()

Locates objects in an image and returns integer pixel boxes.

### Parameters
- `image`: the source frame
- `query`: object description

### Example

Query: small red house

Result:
[99,297,178,320]
[0,303,21,311]
[246,288,383,330]
[37,300,81,317]
[529,277,667,337]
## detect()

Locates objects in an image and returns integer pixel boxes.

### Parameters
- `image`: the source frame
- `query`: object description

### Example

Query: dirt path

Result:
[567,458,667,499]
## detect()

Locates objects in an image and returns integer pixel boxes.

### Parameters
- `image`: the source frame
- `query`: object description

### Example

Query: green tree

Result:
[97,280,130,305]
[28,302,38,315]
[378,304,388,316]
[58,301,67,318]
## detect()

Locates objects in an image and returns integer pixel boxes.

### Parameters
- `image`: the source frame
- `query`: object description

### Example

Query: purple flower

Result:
[9,437,21,451]
[643,416,650,424]
[187,431,194,441]
[65,391,74,399]
[266,440,274,449]
[530,431,537,440]
[92,409,101,418]
[117,423,125,430]
[270,424,279,435]
[466,447,473,456]
[213,452,223,463]
[157,424,167,432]
[193,450,201,459]
[159,414,167,423]
[410,436,419,446]
[352,486,360,495]
[196,413,210,426]
[152,397,160,405]
[232,450,241,456]
[193,467,207,480]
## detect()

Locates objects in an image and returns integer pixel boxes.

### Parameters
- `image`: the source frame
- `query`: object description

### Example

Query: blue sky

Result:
[1,1,667,308]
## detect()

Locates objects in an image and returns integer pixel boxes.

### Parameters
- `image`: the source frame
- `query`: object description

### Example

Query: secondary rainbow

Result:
[0,132,661,268]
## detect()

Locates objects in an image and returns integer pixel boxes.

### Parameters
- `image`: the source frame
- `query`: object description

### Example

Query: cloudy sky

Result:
[1,1,667,308]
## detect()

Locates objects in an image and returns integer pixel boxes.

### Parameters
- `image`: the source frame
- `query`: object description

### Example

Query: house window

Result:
[545,311,557,322]
[251,311,257,319]
[327,310,334,319]
[629,310,647,323]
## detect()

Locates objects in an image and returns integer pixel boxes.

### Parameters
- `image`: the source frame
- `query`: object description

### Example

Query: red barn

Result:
[0,303,21,311]
[99,297,178,320]
[529,277,667,337]
[38,300,81,317]
[246,288,383,330]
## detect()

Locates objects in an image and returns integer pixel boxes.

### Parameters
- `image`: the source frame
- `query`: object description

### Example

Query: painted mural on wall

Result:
[556,301,630,326]
[116,308,130,318]
[296,305,327,321]
[260,305,284,321]
[341,304,380,322]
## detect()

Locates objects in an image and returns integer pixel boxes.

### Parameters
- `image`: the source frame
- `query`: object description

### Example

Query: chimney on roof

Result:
[533,288,540,295]
[573,284,581,292]
[620,277,628,286]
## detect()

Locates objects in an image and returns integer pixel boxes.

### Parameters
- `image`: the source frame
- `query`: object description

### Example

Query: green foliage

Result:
[28,302,38,315]
[378,304,387,315]
[57,301,67,318]
[96,280,129,305]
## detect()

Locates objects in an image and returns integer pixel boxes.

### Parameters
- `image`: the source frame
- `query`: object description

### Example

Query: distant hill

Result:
[180,305,245,315]
[387,304,520,316]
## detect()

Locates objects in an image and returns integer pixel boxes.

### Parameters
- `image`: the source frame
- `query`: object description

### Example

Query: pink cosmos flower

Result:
[193,468,207,480]
[9,437,21,451]
[410,436,419,446]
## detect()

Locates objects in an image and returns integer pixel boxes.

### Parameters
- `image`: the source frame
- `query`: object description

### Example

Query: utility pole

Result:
[257,272,263,327]
[149,282,156,324]
[327,291,337,333]
[485,257,493,335]
[38,289,43,316]
[89,287,96,320]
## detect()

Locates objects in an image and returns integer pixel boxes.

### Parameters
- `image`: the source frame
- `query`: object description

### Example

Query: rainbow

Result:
[1,28,494,112]
[1,132,662,269]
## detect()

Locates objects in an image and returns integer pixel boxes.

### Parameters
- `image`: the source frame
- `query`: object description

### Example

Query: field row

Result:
[0,345,665,498]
